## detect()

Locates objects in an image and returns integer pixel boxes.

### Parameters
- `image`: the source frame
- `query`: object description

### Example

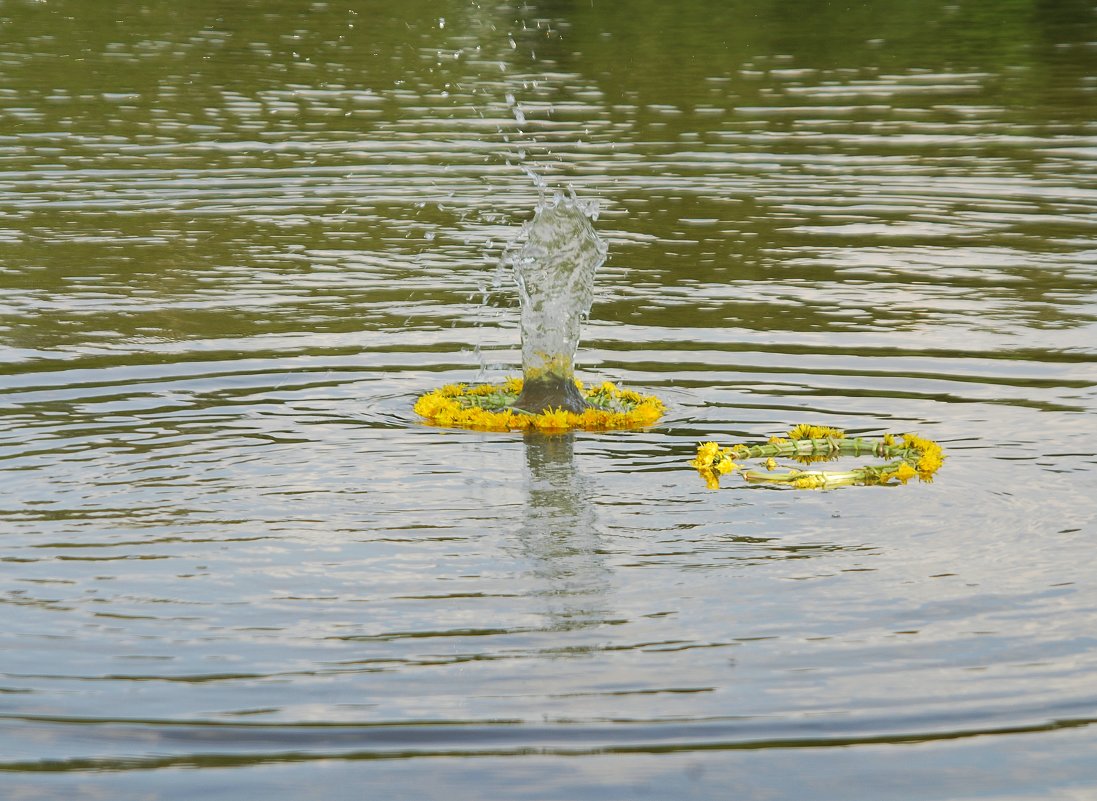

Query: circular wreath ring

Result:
[691,424,945,490]
[414,378,665,432]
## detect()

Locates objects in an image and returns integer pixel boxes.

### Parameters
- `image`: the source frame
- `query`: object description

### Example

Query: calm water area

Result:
[2,1,1097,798]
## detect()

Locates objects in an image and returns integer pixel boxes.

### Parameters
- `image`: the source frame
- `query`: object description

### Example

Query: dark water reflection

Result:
[2,0,1097,798]
[518,434,610,633]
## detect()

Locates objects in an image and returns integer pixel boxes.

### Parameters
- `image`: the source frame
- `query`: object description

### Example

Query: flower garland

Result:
[691,424,944,489]
[414,378,665,432]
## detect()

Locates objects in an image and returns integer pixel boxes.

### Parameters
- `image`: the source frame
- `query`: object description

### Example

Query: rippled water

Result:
[3,1,1097,798]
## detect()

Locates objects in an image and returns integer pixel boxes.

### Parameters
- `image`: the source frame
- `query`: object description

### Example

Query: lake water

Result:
[2,1,1096,799]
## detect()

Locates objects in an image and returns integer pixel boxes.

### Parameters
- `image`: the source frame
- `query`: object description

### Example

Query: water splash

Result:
[508,191,607,413]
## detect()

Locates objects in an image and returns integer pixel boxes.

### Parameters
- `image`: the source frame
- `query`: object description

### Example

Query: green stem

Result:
[730,437,917,462]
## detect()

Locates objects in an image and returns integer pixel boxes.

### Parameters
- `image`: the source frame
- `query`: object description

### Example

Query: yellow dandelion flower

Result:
[787,424,814,441]
[715,457,738,475]
[764,457,778,471]
[626,404,663,426]
[902,433,945,479]
[413,392,450,419]
[577,409,612,429]
[534,408,574,430]
[787,424,846,441]
[879,461,918,484]
[476,410,510,431]
[894,462,918,483]
[691,441,722,470]
[453,408,480,427]
[467,383,499,396]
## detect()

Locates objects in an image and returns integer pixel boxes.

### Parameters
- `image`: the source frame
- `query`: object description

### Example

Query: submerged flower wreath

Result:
[691,424,944,490]
[414,378,665,432]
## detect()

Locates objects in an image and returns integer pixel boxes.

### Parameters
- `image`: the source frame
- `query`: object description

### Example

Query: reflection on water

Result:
[1,0,1096,798]
[518,434,608,631]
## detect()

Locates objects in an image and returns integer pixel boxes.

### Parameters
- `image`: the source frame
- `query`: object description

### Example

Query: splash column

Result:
[511,194,607,414]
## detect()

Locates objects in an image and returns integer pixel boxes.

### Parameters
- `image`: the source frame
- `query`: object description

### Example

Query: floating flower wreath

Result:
[691,424,945,490]
[414,378,665,432]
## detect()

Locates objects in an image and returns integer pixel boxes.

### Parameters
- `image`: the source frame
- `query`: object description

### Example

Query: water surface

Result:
[2,1,1097,798]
